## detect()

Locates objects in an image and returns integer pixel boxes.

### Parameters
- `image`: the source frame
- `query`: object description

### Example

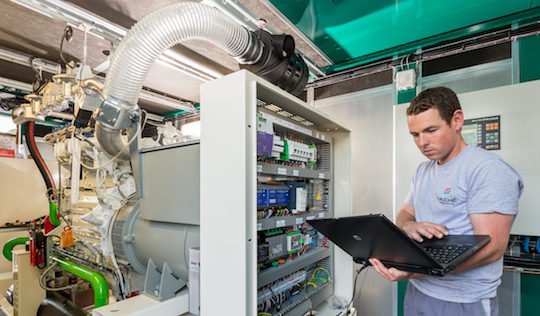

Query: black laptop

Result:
[307,214,490,276]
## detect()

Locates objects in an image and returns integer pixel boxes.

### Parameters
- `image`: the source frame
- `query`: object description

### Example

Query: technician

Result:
[369,87,523,316]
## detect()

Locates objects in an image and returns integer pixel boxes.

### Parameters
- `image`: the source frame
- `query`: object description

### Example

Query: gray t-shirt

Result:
[405,145,523,303]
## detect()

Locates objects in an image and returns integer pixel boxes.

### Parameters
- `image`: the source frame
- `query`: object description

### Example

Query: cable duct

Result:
[97,2,308,159]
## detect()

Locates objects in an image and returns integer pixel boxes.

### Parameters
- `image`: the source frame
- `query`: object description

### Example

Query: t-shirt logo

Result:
[438,187,456,205]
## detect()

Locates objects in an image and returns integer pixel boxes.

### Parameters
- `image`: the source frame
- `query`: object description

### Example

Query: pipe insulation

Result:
[103,2,260,106]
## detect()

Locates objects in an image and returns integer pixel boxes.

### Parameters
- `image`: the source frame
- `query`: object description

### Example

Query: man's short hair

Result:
[406,87,461,125]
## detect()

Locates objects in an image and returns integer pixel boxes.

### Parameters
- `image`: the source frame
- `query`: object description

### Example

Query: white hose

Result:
[103,2,258,105]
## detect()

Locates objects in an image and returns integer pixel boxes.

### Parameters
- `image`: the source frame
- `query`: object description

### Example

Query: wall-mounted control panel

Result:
[462,115,500,150]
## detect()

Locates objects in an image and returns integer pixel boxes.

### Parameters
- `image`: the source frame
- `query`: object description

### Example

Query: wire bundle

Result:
[306,267,331,290]
[257,270,305,315]
[257,208,291,219]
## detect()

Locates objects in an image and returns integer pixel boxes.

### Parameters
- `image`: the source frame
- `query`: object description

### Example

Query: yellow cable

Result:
[258,313,272,316]
[307,281,318,288]
[311,267,331,281]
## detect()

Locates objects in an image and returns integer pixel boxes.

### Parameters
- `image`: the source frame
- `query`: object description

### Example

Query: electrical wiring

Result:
[80,121,141,170]
[305,267,330,291]
[59,26,74,66]
[39,262,76,291]
[108,209,127,299]
[74,134,95,147]
[141,109,148,130]
[338,261,370,316]
[310,267,331,281]
[30,58,49,93]
[287,289,292,304]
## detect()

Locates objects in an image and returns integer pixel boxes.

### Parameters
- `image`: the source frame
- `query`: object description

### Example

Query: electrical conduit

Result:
[53,257,109,307]
[2,237,29,261]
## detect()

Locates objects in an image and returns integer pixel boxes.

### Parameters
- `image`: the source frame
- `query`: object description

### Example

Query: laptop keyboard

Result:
[423,245,470,264]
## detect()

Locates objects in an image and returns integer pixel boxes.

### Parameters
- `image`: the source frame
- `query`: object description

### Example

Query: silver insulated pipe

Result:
[97,2,262,158]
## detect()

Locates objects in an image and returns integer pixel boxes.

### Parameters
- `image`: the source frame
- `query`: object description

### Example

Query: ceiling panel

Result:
[269,0,535,71]
[1,0,539,116]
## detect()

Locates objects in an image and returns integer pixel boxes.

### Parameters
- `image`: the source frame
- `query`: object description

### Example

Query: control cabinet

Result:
[200,70,351,315]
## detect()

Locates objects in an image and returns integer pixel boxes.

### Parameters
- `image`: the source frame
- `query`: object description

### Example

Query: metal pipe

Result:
[82,78,103,90]
[2,237,29,261]
[53,257,109,307]
[94,122,131,161]
[48,111,74,121]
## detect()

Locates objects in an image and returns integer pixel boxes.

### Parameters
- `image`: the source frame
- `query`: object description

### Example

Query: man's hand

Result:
[397,204,448,242]
[368,258,414,281]
[401,221,448,242]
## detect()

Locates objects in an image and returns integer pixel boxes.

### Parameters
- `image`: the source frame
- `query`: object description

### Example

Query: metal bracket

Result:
[143,258,187,302]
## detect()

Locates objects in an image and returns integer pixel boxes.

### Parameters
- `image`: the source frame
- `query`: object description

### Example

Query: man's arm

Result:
[452,212,514,273]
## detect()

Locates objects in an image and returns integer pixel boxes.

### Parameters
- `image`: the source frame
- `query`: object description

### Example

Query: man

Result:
[369,87,523,316]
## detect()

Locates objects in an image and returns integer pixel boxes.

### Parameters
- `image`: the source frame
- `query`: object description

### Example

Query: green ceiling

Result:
[269,0,540,73]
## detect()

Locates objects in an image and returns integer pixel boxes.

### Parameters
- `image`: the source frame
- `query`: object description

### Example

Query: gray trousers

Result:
[404,282,499,316]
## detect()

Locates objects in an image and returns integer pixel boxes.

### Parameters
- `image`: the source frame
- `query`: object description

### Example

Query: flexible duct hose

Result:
[103,2,260,105]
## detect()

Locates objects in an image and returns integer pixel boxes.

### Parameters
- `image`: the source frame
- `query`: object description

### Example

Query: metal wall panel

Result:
[395,80,540,236]
[140,143,200,225]
[315,85,394,316]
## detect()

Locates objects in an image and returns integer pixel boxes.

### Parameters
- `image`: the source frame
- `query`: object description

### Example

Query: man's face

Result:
[408,107,462,164]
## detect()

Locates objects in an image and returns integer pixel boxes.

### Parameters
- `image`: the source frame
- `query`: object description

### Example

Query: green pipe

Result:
[54,257,109,307]
[49,202,61,226]
[2,237,29,261]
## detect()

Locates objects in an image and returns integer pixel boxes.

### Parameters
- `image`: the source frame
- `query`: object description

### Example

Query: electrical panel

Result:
[254,102,337,314]
[201,70,351,316]
[461,116,501,150]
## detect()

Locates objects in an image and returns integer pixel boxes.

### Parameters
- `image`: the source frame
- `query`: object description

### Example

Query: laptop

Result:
[307,214,490,276]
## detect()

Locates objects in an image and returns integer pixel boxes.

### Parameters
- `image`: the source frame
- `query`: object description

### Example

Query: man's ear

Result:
[452,109,464,131]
